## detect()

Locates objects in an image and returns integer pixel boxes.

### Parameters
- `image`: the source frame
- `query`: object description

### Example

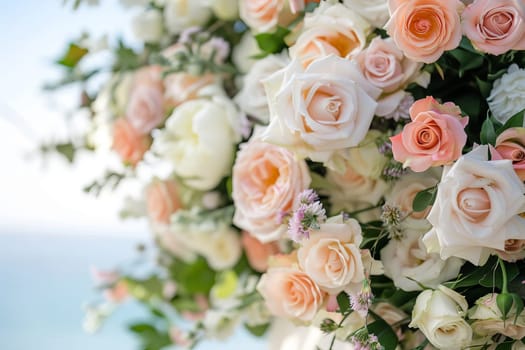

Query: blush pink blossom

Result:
[462,0,525,55]
[146,179,182,224]
[112,118,151,166]
[241,231,281,272]
[390,96,468,172]
[490,127,525,180]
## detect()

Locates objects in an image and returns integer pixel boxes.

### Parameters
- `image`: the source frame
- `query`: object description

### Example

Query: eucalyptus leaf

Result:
[412,186,437,212]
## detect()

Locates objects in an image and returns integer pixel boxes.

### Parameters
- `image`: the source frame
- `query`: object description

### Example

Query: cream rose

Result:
[343,0,390,27]
[257,266,325,322]
[488,64,525,125]
[163,0,212,35]
[131,8,164,43]
[153,94,243,191]
[290,2,370,66]
[423,145,525,266]
[469,293,525,340]
[381,228,464,291]
[232,32,262,74]
[297,215,365,294]
[262,55,381,168]
[235,54,289,124]
[232,138,311,243]
[409,285,473,349]
[239,0,292,33]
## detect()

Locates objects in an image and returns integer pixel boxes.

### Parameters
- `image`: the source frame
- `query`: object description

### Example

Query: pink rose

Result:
[462,0,525,55]
[112,118,151,166]
[232,140,311,243]
[126,66,165,134]
[146,179,182,224]
[390,96,468,172]
[297,216,365,295]
[241,231,281,272]
[386,0,464,63]
[490,127,525,180]
[257,266,325,321]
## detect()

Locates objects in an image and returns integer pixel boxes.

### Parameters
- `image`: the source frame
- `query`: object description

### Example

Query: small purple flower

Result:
[349,290,373,318]
[298,189,319,204]
[287,190,326,242]
[178,26,202,44]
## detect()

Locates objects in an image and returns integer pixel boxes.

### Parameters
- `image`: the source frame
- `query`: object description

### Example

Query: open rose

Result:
[462,0,525,55]
[386,0,464,63]
[423,145,525,265]
[491,127,525,180]
[263,55,381,168]
[343,0,390,27]
[232,139,311,243]
[257,266,325,322]
[390,96,468,172]
[290,2,370,66]
[409,286,472,349]
[297,215,365,295]
[146,179,182,224]
[239,0,293,33]
[112,118,151,166]
[241,231,281,272]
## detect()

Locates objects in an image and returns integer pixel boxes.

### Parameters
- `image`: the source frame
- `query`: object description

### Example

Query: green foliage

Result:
[255,27,291,54]
[480,116,498,145]
[169,256,216,295]
[83,171,128,196]
[337,291,351,313]
[113,39,142,72]
[128,323,172,350]
[244,323,270,337]
[412,186,437,212]
[367,312,398,350]
[56,43,88,68]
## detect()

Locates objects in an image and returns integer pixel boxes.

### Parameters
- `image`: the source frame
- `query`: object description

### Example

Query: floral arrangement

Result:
[47,0,525,349]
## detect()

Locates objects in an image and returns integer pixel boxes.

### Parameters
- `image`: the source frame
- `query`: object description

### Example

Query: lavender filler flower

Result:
[288,189,326,242]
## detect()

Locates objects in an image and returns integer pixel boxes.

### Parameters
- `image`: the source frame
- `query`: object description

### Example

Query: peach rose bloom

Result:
[164,73,217,107]
[112,118,151,166]
[232,140,311,243]
[257,266,325,321]
[241,231,281,272]
[239,0,293,33]
[462,0,525,55]
[390,96,469,172]
[146,179,182,224]
[297,216,365,295]
[126,66,165,134]
[386,0,464,63]
[491,127,525,180]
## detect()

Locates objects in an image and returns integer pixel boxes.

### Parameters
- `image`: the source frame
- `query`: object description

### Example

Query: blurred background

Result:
[0,2,264,349]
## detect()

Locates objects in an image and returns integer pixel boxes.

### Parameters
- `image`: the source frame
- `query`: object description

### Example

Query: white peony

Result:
[153,93,243,191]
[232,31,262,74]
[381,228,464,291]
[131,8,163,43]
[235,53,289,124]
[163,0,212,35]
[409,285,473,350]
[262,55,381,168]
[423,145,525,266]
[488,64,525,125]
[343,0,390,27]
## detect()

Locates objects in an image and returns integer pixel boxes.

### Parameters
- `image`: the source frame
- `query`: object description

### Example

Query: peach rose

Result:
[462,0,525,55]
[232,139,311,243]
[390,96,469,172]
[491,127,525,180]
[386,0,464,63]
[290,2,370,67]
[241,231,281,272]
[146,179,182,224]
[126,66,165,134]
[257,266,325,321]
[104,281,129,303]
[164,73,217,107]
[297,215,365,295]
[239,0,293,33]
[112,118,151,166]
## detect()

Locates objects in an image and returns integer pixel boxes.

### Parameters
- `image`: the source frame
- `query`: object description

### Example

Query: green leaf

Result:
[479,262,519,289]
[57,43,88,68]
[255,27,290,54]
[495,341,515,350]
[412,186,437,212]
[476,78,493,98]
[337,291,351,313]
[54,142,76,163]
[496,109,525,134]
[448,48,484,76]
[480,116,497,145]
[170,256,216,294]
[367,314,398,350]
[244,323,270,337]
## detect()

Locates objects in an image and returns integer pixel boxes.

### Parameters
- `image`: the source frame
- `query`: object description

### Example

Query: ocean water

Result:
[0,232,267,350]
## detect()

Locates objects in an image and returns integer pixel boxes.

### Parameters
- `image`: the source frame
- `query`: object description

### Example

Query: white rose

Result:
[232,32,262,74]
[409,285,472,350]
[210,0,239,20]
[131,8,164,43]
[469,293,525,340]
[235,53,289,124]
[385,168,441,230]
[422,145,525,266]
[488,64,525,125]
[164,0,212,35]
[154,95,243,190]
[343,0,389,27]
[262,55,381,168]
[290,2,370,66]
[381,228,464,291]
